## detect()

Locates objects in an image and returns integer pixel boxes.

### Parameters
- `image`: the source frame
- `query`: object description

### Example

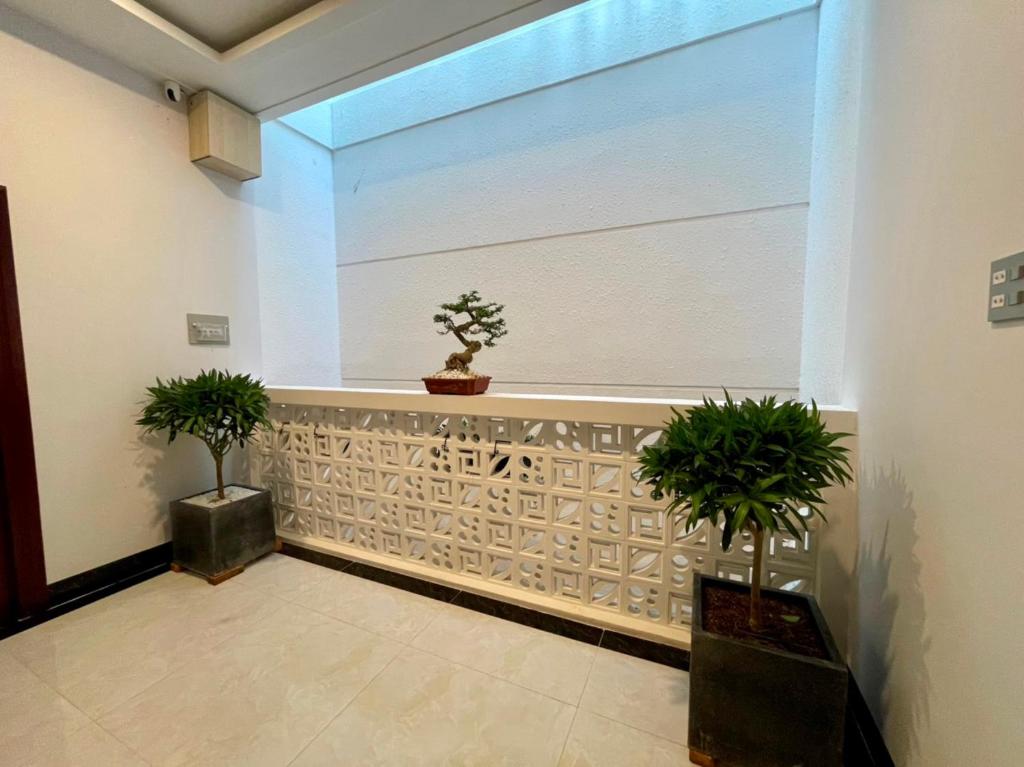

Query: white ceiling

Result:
[1,0,585,119]
[136,0,323,51]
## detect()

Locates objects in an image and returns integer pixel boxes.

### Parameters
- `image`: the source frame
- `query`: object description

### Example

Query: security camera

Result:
[163,80,183,104]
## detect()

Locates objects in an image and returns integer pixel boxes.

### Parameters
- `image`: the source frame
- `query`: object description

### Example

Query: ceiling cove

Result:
[2,0,586,118]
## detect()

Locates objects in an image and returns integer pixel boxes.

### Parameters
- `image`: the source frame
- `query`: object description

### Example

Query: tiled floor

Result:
[0,554,696,766]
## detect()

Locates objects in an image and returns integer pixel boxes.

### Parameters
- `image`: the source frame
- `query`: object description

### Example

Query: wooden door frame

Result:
[0,186,48,620]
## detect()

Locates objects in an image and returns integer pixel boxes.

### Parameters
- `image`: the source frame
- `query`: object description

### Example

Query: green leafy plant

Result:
[433,290,507,372]
[638,393,852,630]
[136,370,271,500]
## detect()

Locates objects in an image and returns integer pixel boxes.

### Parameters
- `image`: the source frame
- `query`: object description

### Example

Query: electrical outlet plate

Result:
[187,313,230,345]
[988,252,1024,322]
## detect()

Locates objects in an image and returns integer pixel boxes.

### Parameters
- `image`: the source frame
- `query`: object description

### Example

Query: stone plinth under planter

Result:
[169,484,275,584]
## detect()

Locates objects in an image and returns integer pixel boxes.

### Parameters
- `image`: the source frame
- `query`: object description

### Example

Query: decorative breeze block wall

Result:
[252,403,820,637]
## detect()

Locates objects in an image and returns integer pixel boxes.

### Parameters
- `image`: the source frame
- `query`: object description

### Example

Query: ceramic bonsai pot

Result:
[422,375,491,395]
[169,484,276,584]
[688,573,848,767]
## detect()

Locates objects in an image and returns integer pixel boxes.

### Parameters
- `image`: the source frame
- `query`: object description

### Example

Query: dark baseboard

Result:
[281,541,893,766]
[282,542,688,667]
[281,541,691,669]
[0,542,172,640]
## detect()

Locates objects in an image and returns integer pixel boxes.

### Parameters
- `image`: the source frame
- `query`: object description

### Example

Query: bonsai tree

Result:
[433,290,507,374]
[638,393,852,630]
[137,370,271,500]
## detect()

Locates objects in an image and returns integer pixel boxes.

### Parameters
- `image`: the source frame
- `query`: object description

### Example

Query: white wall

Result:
[798,0,865,404]
[278,101,332,148]
[253,122,340,387]
[328,0,815,149]
[333,10,818,398]
[843,2,1024,764]
[0,8,333,582]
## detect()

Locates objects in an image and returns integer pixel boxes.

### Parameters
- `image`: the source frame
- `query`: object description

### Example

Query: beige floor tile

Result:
[2,562,703,767]
[411,604,596,704]
[98,601,402,767]
[277,569,445,643]
[232,553,334,594]
[0,650,92,762]
[10,722,147,767]
[559,709,694,766]
[4,572,284,717]
[578,649,690,745]
[292,648,575,766]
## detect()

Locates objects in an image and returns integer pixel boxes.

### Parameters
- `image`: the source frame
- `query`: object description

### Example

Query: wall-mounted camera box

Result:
[187,90,261,182]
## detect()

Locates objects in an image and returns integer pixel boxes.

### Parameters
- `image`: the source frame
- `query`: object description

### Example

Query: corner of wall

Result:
[797,0,867,406]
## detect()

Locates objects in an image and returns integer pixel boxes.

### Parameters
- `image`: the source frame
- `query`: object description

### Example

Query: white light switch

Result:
[187,314,230,345]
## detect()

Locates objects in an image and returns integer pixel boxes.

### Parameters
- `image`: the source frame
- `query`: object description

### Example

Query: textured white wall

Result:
[798,0,865,404]
[0,9,329,581]
[278,101,332,148]
[333,10,818,397]
[843,2,1024,764]
[254,122,341,387]
[792,0,869,661]
[329,0,815,149]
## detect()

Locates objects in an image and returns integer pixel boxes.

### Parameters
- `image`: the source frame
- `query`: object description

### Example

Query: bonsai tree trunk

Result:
[445,338,482,371]
[210,448,226,500]
[445,348,474,370]
[749,524,765,630]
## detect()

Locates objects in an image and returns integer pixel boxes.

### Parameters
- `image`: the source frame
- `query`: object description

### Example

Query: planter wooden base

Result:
[688,748,716,767]
[205,565,245,585]
[171,561,246,581]
[422,375,491,395]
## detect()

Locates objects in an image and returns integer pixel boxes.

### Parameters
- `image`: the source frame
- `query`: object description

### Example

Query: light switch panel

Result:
[988,252,1024,322]
[187,313,230,345]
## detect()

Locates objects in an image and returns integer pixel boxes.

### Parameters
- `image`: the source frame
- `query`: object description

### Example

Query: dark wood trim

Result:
[281,541,894,765]
[279,542,688,669]
[0,542,172,640]
[48,541,172,606]
[0,186,48,620]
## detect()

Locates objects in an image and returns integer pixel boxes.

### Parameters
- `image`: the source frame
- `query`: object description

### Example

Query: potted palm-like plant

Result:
[137,370,275,584]
[639,393,852,767]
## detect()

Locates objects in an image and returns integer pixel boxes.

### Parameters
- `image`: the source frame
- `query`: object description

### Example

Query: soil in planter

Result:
[704,584,829,660]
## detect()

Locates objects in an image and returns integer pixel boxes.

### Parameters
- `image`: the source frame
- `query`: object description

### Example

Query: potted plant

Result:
[137,369,275,584]
[639,394,853,767]
[423,290,507,395]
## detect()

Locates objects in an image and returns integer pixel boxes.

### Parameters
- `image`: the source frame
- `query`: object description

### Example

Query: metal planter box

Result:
[169,484,275,584]
[689,573,848,767]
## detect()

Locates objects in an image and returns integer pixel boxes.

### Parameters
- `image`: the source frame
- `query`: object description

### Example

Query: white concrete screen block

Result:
[254,390,857,646]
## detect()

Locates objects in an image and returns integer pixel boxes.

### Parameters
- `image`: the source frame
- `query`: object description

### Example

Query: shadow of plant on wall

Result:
[855,462,931,763]
[130,431,213,540]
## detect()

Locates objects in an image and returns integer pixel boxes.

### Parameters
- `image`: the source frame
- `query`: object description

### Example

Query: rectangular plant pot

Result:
[422,375,491,395]
[689,573,848,767]
[169,484,275,584]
